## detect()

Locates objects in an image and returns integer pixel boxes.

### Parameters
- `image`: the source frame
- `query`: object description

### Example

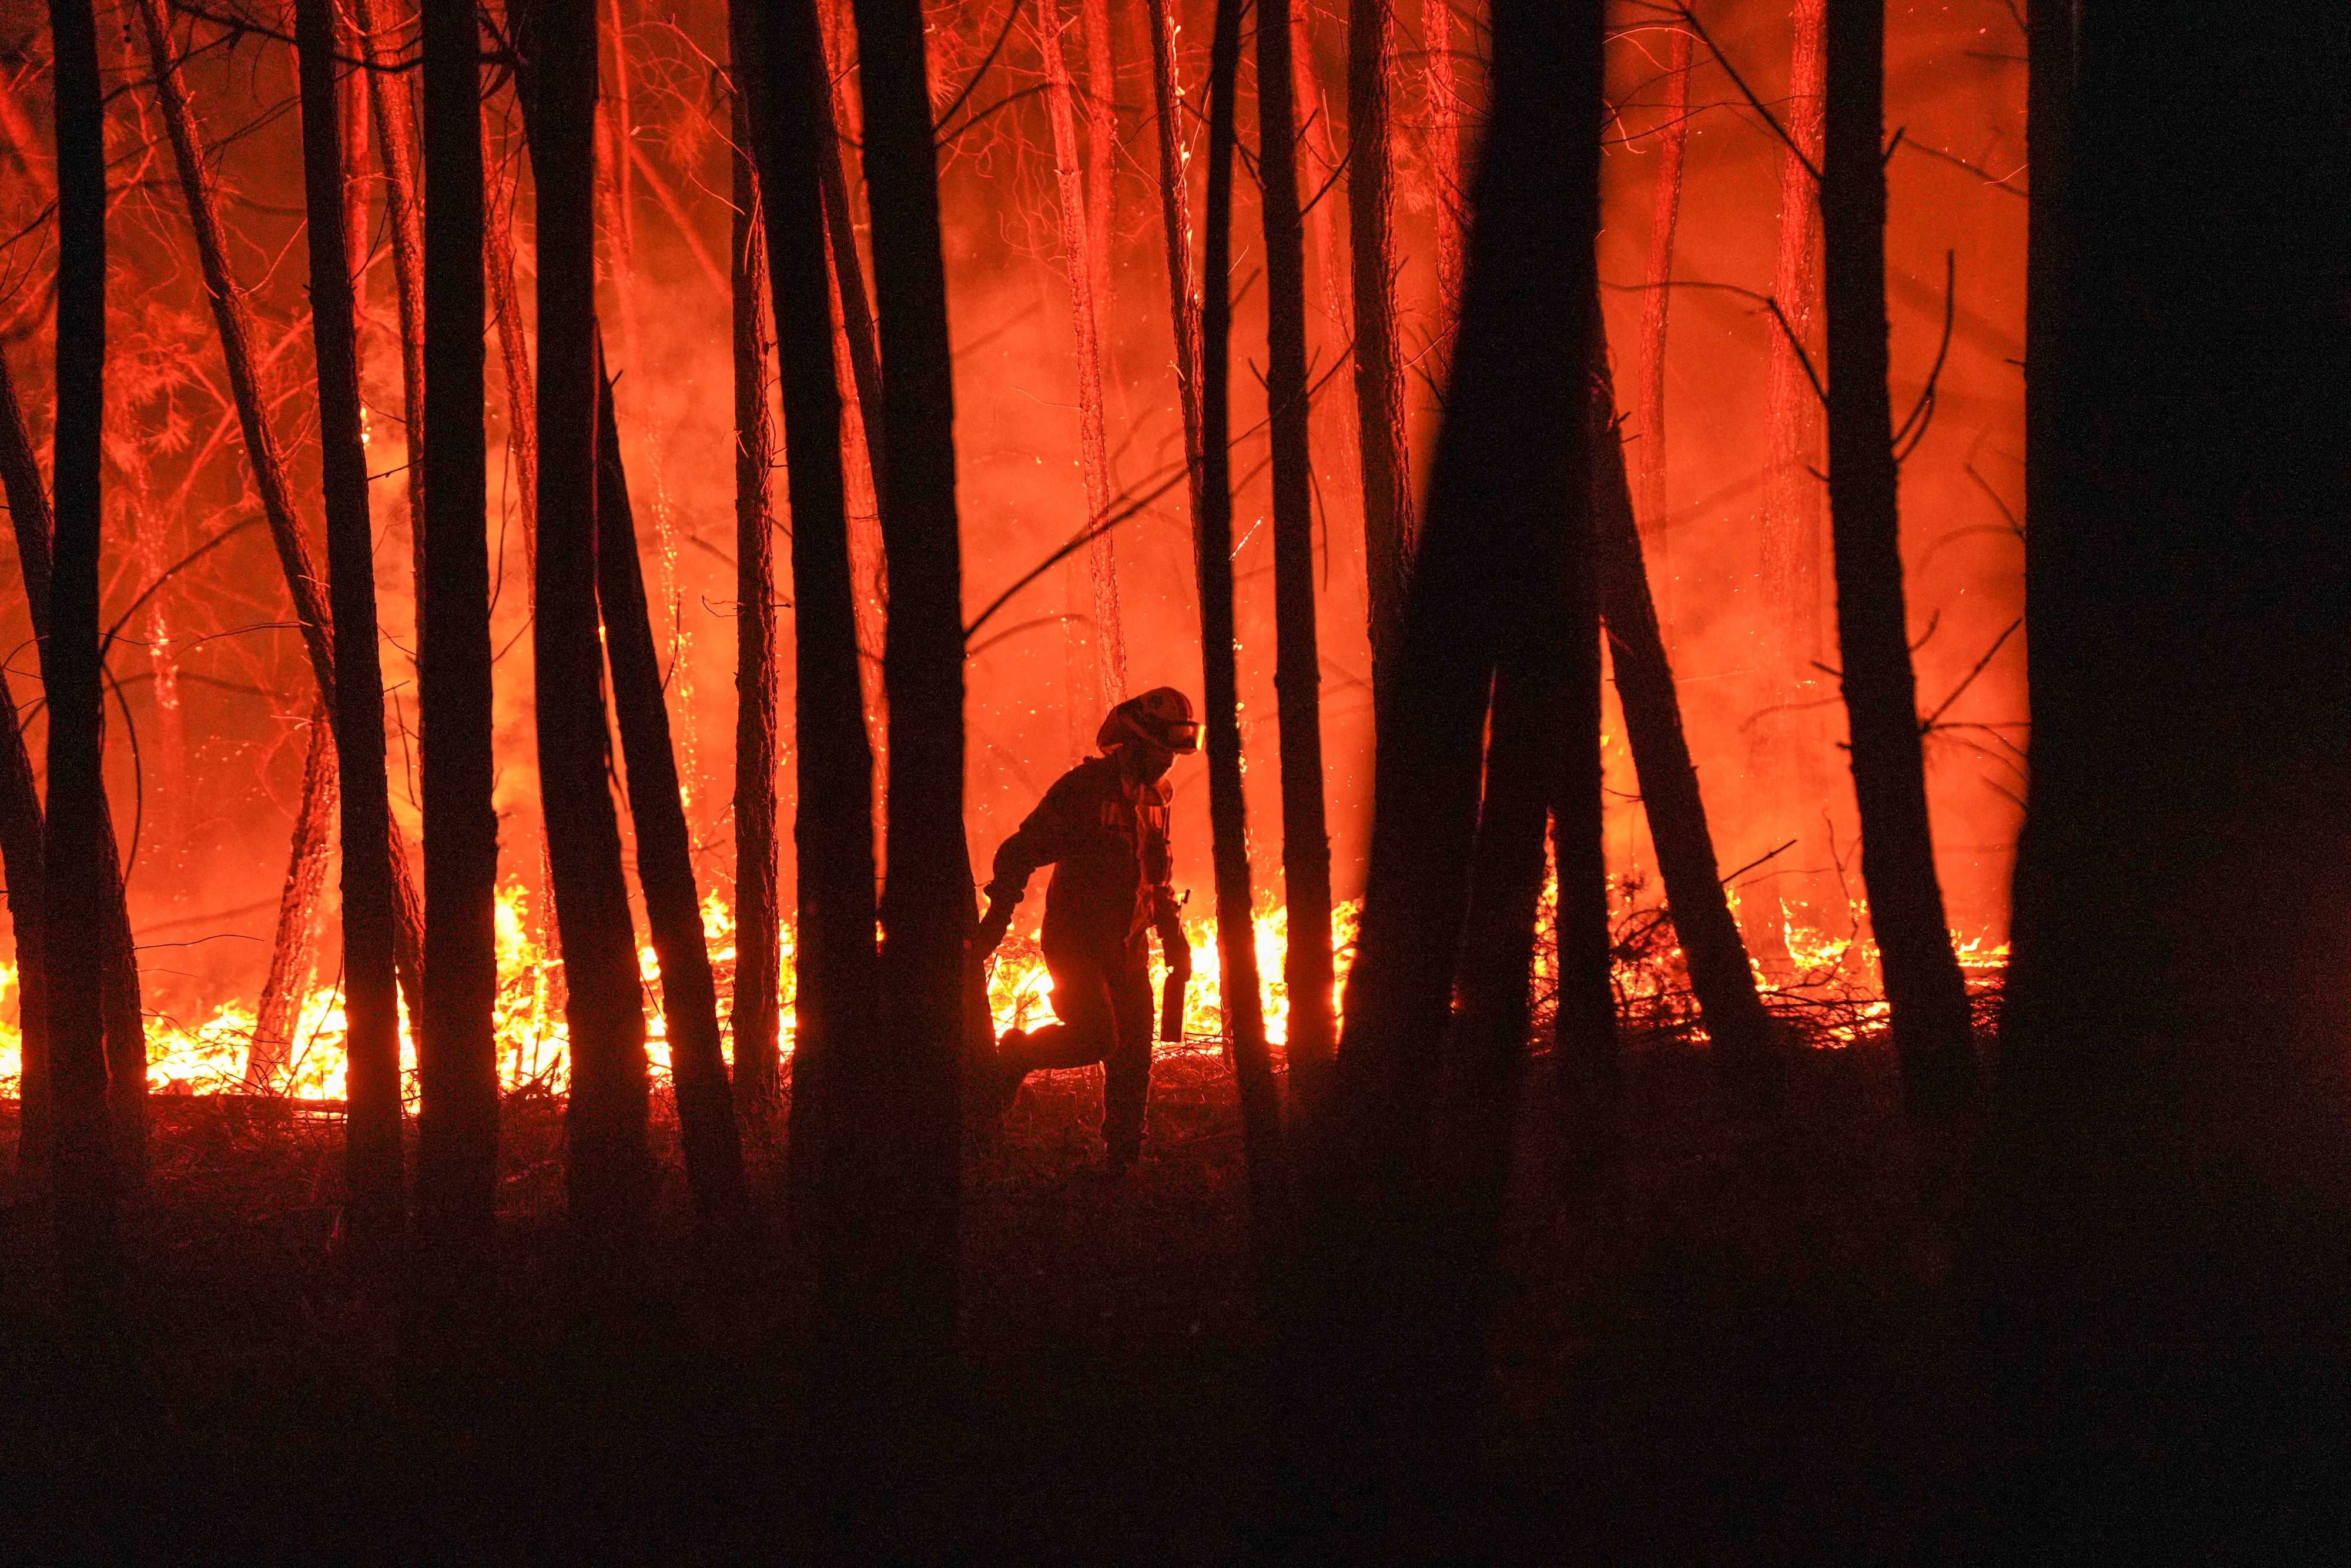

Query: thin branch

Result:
[1674,4,1818,186]
[1919,617,2022,733]
[933,0,1026,132]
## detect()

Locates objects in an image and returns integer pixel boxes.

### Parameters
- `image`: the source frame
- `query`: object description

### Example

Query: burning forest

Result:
[1,0,2345,1558]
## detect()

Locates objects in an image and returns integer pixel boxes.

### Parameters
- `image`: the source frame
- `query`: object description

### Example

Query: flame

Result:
[0,875,2003,1103]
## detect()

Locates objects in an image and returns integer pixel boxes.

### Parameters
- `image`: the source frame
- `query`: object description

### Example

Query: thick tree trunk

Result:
[1200,0,1292,1271]
[727,95,784,1130]
[42,0,123,1297]
[1346,0,1414,706]
[1967,7,2351,1546]
[1587,335,1773,1068]
[1144,0,1204,510]
[251,711,337,1088]
[1255,0,1337,1114]
[297,0,404,1247]
[1422,0,1463,388]
[533,0,651,1234]
[1040,0,1127,736]
[839,0,967,1423]
[1290,0,1604,1509]
[1749,0,1828,963]
[739,0,878,1252]
[1633,22,1692,613]
[595,368,748,1227]
[416,0,503,1257]
[0,355,52,1175]
[349,0,428,611]
[1819,0,1972,1124]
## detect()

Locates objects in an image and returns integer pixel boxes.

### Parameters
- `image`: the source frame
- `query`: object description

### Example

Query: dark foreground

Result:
[2,1041,1977,1563]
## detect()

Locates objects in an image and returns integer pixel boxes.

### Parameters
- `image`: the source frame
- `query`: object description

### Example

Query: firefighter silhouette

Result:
[974,686,1198,1170]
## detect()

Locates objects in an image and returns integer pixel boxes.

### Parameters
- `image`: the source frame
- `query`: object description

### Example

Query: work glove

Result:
[1156,912,1191,980]
[972,897,1014,957]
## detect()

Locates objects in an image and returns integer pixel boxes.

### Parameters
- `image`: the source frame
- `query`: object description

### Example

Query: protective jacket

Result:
[986,754,1176,960]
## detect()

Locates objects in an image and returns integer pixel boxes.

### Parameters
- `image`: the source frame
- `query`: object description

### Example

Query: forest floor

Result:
[0,1034,1972,1564]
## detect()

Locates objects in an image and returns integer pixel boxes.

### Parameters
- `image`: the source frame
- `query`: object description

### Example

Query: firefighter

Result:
[973,686,1198,1171]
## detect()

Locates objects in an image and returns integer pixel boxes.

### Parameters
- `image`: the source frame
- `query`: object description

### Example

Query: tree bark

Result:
[595,367,749,1228]
[349,0,428,612]
[0,354,52,1176]
[838,0,968,1424]
[297,0,404,1248]
[1347,0,1414,708]
[1820,0,1972,1124]
[251,710,337,1088]
[1422,0,1464,390]
[484,112,538,554]
[1632,22,1692,614]
[1587,333,1773,1068]
[739,0,878,1254]
[533,0,651,1235]
[1289,0,1604,1508]
[416,0,503,1258]
[1200,0,1292,1274]
[726,91,784,1131]
[1145,0,1204,512]
[1255,0,1337,1115]
[42,0,123,1299]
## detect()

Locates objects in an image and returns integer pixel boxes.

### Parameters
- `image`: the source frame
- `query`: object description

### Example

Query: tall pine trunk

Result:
[1819,0,1972,1124]
[727,91,784,1130]
[533,0,652,1234]
[1347,0,1414,702]
[42,0,123,1298]
[1290,0,1604,1507]
[739,0,878,1252]
[417,0,503,1258]
[297,0,404,1247]
[1144,0,1203,507]
[838,0,967,1422]
[0,355,53,1175]
[350,0,429,617]
[595,369,748,1227]
[251,711,336,1087]
[1588,331,1773,1068]
[1633,22,1693,612]
[1255,0,1337,1113]
[1422,0,1463,388]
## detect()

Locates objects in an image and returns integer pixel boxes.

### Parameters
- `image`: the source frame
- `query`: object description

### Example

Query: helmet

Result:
[1097,686,1200,754]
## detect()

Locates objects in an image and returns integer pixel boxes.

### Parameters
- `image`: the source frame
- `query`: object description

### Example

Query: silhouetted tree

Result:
[416,0,503,1258]
[1346,0,1414,703]
[1819,0,1972,1125]
[0,353,53,1176]
[296,0,404,1248]
[1257,0,1338,1114]
[1632,21,1692,610]
[250,708,335,1086]
[42,0,123,1299]
[1144,0,1203,503]
[349,0,428,615]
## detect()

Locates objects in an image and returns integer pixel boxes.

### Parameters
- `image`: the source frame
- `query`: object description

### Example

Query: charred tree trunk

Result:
[1588,334,1773,1069]
[1633,22,1692,611]
[1819,0,1973,1124]
[0,355,52,1175]
[739,0,878,1252]
[837,0,967,1420]
[727,92,784,1131]
[1422,0,1464,389]
[416,0,502,1257]
[533,0,651,1234]
[1553,492,1616,1181]
[297,0,404,1247]
[1289,0,1604,1510]
[1347,0,1414,703]
[1145,0,1204,507]
[1200,0,1292,1270]
[484,112,538,549]
[42,0,123,1296]
[350,0,428,614]
[251,711,337,1088]
[595,368,748,1227]
[1255,0,1337,1114]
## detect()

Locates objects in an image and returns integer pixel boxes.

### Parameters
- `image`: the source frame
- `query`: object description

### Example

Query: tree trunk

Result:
[1632,22,1692,615]
[1039,0,1127,738]
[1255,0,1337,1115]
[727,92,784,1132]
[1587,333,1773,1068]
[251,711,337,1088]
[1967,6,2351,1546]
[1749,0,1828,964]
[838,0,967,1426]
[0,354,52,1176]
[1200,0,1292,1273]
[533,0,651,1235]
[595,367,748,1227]
[1289,0,1603,1509]
[1422,0,1464,390]
[349,0,428,615]
[297,0,404,1247]
[739,0,878,1254]
[1145,0,1204,512]
[484,112,538,555]
[135,0,428,1032]
[42,0,123,1299]
[416,0,503,1258]
[1819,0,1972,1125]
[1346,0,1414,709]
